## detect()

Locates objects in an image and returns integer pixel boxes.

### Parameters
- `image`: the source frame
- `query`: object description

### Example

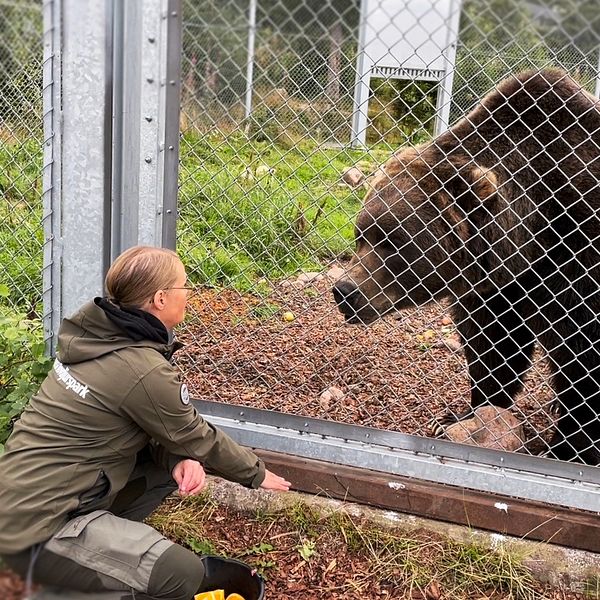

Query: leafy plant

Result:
[296,538,316,562]
[188,537,220,556]
[238,542,274,557]
[0,298,52,451]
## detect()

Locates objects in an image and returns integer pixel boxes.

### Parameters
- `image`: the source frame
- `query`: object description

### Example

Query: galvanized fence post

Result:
[42,0,181,347]
[43,0,110,343]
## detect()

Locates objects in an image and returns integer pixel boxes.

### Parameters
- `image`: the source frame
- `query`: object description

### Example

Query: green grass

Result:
[0,129,391,306]
[178,131,386,292]
[0,136,44,309]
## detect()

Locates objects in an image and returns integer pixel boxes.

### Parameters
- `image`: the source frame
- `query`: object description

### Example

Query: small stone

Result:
[434,338,463,353]
[319,386,345,410]
[255,164,273,178]
[326,266,346,281]
[297,272,322,284]
[341,166,364,187]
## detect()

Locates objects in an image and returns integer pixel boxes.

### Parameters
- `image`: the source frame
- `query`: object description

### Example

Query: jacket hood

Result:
[57,299,177,364]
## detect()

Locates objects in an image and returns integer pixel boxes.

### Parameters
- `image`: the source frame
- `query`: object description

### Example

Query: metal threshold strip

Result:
[193,399,600,514]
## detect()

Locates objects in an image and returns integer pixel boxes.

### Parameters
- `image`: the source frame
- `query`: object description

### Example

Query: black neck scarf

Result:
[95,297,170,344]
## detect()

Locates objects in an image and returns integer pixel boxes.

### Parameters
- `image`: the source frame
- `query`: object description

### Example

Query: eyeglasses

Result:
[162,286,196,295]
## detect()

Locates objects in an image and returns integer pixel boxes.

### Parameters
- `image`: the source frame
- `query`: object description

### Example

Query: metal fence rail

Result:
[176,0,600,513]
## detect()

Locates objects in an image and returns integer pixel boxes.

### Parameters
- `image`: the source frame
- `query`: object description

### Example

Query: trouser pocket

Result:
[45,510,172,593]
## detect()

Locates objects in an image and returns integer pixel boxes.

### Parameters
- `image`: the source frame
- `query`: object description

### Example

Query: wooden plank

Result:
[255,449,600,554]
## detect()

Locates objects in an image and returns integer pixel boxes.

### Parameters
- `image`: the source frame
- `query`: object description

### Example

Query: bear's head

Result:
[333,147,497,324]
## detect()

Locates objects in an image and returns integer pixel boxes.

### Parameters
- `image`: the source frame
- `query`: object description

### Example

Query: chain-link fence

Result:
[177,0,600,469]
[0,0,43,312]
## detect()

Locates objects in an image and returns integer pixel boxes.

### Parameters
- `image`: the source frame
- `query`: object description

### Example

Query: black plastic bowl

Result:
[196,555,265,600]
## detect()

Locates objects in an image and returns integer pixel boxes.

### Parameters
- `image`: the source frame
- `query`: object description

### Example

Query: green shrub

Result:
[0,137,44,309]
[0,289,52,451]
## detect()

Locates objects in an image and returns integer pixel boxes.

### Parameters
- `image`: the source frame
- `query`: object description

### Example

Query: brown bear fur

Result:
[333,69,600,464]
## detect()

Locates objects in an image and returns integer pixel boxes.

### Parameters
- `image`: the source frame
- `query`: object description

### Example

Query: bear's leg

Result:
[544,340,600,464]
[453,290,535,412]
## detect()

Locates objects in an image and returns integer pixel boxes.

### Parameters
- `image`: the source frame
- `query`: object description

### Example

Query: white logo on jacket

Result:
[180,384,190,405]
[54,359,89,399]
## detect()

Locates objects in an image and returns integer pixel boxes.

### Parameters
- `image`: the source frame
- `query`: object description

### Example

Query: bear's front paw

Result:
[430,407,474,437]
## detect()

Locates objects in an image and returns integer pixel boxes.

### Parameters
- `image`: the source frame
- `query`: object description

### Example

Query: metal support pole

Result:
[434,0,462,135]
[43,0,183,348]
[350,0,369,147]
[113,0,182,256]
[43,0,109,342]
[244,0,257,121]
[42,0,61,352]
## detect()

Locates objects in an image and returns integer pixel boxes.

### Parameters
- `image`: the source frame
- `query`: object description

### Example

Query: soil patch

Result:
[178,271,556,455]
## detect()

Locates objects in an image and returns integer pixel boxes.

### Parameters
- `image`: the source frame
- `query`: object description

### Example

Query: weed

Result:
[296,538,317,562]
[249,302,280,320]
[188,537,220,556]
[252,557,277,578]
[238,542,274,557]
[284,501,321,538]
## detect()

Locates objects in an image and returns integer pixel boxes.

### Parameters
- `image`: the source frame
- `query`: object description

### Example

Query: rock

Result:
[297,272,323,285]
[433,337,463,353]
[319,386,345,410]
[445,406,524,452]
[326,266,345,281]
[341,166,364,187]
[255,164,274,178]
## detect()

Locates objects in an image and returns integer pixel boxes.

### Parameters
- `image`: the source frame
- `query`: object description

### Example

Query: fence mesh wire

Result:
[0,0,43,313]
[177,0,600,466]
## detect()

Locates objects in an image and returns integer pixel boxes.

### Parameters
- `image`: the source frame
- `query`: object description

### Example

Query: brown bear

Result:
[333,69,600,465]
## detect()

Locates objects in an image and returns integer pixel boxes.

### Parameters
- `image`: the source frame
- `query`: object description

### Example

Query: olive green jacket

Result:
[0,300,265,554]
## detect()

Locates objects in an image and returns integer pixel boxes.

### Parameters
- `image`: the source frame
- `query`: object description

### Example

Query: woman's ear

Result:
[151,290,166,310]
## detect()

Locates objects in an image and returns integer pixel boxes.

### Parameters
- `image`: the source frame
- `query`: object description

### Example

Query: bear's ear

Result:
[451,166,498,213]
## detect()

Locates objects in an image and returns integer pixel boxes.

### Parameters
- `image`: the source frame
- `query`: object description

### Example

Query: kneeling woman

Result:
[0,246,290,599]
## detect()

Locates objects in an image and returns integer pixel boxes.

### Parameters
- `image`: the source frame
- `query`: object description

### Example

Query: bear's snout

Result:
[333,280,377,324]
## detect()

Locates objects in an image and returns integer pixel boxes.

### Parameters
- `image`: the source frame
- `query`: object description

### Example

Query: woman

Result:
[0,246,290,600]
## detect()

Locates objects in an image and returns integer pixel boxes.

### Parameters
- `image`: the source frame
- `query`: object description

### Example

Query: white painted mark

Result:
[388,482,406,490]
[494,502,509,513]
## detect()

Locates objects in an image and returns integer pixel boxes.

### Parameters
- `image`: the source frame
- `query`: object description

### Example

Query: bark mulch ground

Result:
[178,266,556,452]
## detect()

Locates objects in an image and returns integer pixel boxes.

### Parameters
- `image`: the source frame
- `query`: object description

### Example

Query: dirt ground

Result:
[0,493,589,600]
[178,266,557,454]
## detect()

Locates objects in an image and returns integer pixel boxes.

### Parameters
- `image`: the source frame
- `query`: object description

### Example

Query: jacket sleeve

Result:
[120,360,265,489]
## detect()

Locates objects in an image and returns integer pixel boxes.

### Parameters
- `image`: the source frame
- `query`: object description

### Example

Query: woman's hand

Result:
[172,459,206,496]
[260,469,291,491]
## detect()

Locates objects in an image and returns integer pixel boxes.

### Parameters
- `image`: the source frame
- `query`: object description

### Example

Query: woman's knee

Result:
[147,543,204,600]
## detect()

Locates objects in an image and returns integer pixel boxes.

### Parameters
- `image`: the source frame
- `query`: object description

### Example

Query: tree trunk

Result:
[326,21,342,103]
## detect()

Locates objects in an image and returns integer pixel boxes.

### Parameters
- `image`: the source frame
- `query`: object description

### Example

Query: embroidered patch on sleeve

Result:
[180,383,190,405]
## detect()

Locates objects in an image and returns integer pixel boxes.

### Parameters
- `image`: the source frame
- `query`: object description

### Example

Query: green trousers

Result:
[2,453,204,600]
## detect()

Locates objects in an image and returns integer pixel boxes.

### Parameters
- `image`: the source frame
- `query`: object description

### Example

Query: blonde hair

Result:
[105,246,181,308]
